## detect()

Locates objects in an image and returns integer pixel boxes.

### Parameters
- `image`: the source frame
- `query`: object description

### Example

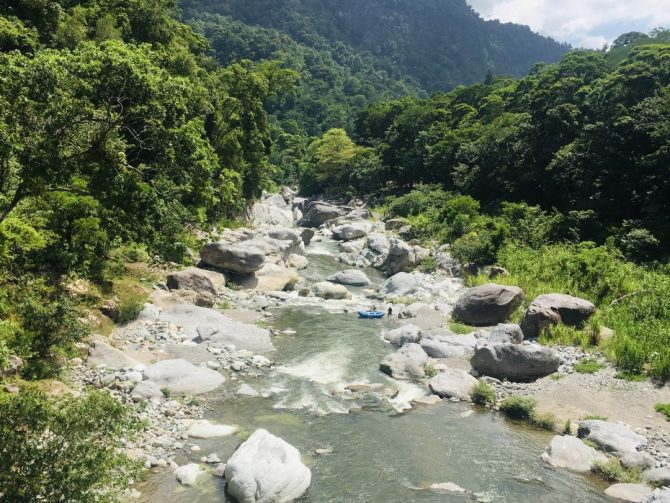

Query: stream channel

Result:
[140,238,610,502]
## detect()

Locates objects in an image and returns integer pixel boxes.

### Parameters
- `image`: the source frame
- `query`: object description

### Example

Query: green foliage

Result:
[574,359,606,374]
[655,403,670,421]
[449,322,475,335]
[424,363,438,378]
[0,388,141,502]
[419,256,438,274]
[583,414,608,420]
[499,396,536,420]
[592,459,642,483]
[563,419,572,434]
[471,381,496,406]
[530,411,557,431]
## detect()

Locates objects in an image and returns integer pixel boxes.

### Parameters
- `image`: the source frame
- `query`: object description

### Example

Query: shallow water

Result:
[139,241,610,502]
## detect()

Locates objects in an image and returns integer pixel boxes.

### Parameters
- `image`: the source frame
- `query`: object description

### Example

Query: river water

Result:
[140,239,610,502]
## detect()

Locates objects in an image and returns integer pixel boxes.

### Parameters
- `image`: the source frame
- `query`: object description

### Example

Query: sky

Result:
[467,0,670,48]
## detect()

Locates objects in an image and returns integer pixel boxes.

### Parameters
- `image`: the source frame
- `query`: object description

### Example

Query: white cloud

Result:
[467,0,670,48]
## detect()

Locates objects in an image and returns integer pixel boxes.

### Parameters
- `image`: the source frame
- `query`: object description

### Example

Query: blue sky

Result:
[467,0,670,48]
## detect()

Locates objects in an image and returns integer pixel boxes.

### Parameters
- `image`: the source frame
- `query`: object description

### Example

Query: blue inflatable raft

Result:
[357,310,385,319]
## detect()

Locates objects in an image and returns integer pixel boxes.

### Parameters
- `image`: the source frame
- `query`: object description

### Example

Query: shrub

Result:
[499,396,536,420]
[0,388,141,502]
[563,419,572,434]
[419,256,438,274]
[574,359,606,374]
[471,381,496,406]
[655,403,670,421]
[530,411,557,431]
[591,459,641,483]
[424,363,438,378]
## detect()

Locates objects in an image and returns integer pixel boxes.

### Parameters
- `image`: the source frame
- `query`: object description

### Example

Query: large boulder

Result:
[143,359,225,395]
[298,202,346,228]
[379,272,419,297]
[379,343,429,380]
[452,284,524,326]
[326,269,372,287]
[643,468,670,487]
[159,304,274,353]
[382,238,416,275]
[200,242,265,274]
[385,218,410,231]
[331,222,370,241]
[487,323,524,344]
[471,342,561,381]
[577,420,648,458]
[224,429,311,503]
[312,281,351,300]
[383,325,422,347]
[184,419,238,439]
[246,198,294,228]
[167,268,226,295]
[420,333,477,358]
[541,435,608,472]
[428,369,478,401]
[175,464,202,486]
[300,228,315,246]
[239,264,299,292]
[521,294,596,339]
[88,339,141,369]
[605,483,653,502]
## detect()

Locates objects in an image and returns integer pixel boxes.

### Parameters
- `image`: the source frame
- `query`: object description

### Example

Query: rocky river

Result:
[74,189,670,502]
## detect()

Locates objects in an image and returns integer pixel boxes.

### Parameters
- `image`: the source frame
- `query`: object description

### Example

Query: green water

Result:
[139,241,610,502]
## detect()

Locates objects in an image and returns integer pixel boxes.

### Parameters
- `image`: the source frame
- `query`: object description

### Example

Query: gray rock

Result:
[88,339,141,370]
[428,369,478,401]
[521,293,596,339]
[246,198,294,228]
[131,380,164,401]
[143,359,225,395]
[385,218,410,231]
[312,282,351,300]
[332,222,370,241]
[167,268,226,295]
[471,342,561,381]
[298,202,346,228]
[159,304,274,353]
[288,254,309,270]
[420,333,478,358]
[200,242,265,274]
[578,420,648,458]
[379,272,418,297]
[398,302,429,319]
[236,384,260,397]
[383,325,422,346]
[644,488,670,502]
[225,429,311,503]
[185,420,238,439]
[644,467,670,487]
[212,463,227,478]
[379,343,429,380]
[175,464,201,486]
[452,284,524,326]
[622,451,656,470]
[300,228,315,246]
[488,324,524,344]
[604,483,653,502]
[382,238,416,275]
[238,264,299,292]
[326,269,372,287]
[541,435,608,472]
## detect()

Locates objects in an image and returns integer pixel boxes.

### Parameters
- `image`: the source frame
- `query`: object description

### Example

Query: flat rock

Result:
[88,339,141,370]
[420,333,477,358]
[578,420,648,458]
[541,435,608,472]
[131,380,164,401]
[452,283,524,326]
[428,369,478,401]
[471,342,561,381]
[383,325,422,347]
[143,359,224,395]
[379,343,429,380]
[185,420,238,439]
[326,269,372,287]
[167,268,226,295]
[225,429,311,503]
[521,293,596,339]
[644,489,670,502]
[236,384,260,397]
[604,483,653,502]
[238,263,299,292]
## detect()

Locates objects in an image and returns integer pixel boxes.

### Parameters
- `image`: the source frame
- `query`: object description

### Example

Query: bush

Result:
[0,389,141,502]
[471,381,496,406]
[499,396,536,420]
[591,459,641,483]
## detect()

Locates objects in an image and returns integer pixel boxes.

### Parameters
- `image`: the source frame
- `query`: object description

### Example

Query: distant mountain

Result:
[181,0,569,92]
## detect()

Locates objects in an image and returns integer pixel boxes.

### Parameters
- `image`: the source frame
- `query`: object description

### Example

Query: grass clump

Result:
[591,459,642,483]
[471,381,496,406]
[615,371,647,382]
[563,419,572,434]
[583,414,608,421]
[655,403,670,421]
[499,396,537,420]
[530,411,557,431]
[574,359,606,374]
[449,322,475,335]
[424,363,438,378]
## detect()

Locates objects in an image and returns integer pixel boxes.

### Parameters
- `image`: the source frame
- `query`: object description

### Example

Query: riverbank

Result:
[65,189,670,501]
